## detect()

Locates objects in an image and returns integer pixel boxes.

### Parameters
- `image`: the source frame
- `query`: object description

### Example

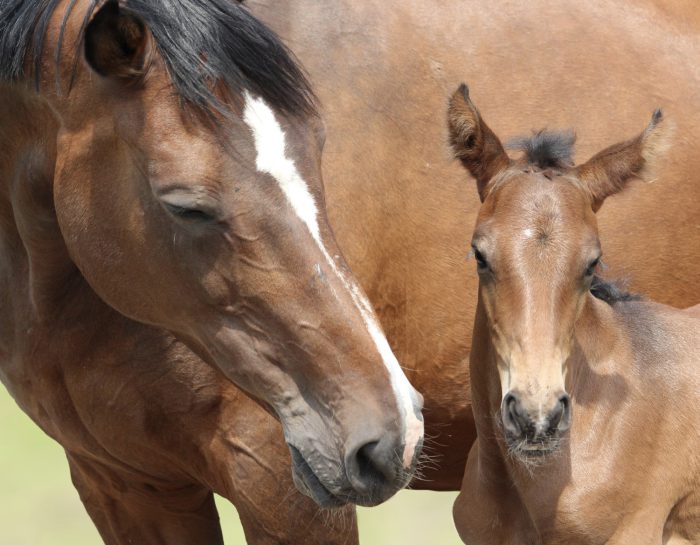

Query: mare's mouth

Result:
[289,445,346,508]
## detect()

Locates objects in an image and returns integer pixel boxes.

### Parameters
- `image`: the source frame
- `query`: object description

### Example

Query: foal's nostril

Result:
[502,393,527,436]
[545,393,572,434]
[503,392,571,444]
[555,393,572,432]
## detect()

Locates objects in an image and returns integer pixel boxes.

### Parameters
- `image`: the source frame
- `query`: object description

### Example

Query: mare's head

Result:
[447,84,668,458]
[1,0,423,506]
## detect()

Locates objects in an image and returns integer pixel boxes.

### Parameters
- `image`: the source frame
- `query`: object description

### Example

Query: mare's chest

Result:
[1,297,173,457]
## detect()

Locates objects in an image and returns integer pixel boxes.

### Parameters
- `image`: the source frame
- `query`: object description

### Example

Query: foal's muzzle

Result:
[501,391,571,455]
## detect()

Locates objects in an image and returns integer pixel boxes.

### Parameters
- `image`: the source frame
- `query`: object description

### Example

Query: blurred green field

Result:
[0,387,462,545]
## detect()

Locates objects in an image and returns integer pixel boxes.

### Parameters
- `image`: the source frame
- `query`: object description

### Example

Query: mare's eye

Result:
[585,256,601,277]
[472,246,489,271]
[164,203,217,223]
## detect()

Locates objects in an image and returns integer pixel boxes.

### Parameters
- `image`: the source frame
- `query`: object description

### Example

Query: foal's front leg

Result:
[67,454,224,545]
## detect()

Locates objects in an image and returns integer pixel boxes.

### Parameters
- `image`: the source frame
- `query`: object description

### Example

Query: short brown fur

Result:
[449,88,700,545]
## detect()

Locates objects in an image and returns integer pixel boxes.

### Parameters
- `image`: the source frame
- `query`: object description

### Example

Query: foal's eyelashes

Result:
[584,255,602,278]
[471,244,490,272]
[470,243,603,280]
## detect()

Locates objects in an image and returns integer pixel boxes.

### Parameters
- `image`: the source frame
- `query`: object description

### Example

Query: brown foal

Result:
[448,85,700,544]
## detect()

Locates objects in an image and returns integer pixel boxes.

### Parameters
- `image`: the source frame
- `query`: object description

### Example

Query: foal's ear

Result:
[447,83,510,201]
[84,0,151,80]
[576,110,672,211]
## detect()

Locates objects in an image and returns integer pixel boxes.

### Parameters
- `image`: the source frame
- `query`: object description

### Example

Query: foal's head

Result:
[4,0,423,506]
[448,84,668,458]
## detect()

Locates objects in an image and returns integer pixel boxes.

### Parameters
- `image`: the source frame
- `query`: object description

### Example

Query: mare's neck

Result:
[0,85,80,319]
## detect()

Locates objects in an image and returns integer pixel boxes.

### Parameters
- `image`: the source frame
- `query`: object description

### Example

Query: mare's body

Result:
[3,1,700,544]
[0,1,423,543]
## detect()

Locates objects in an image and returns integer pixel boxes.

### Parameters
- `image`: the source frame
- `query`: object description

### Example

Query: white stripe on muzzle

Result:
[243,92,423,468]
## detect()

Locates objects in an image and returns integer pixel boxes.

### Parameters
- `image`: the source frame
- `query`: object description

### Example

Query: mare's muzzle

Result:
[288,411,422,508]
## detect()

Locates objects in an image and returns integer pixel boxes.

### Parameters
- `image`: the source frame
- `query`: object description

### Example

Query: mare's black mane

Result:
[0,0,316,117]
[508,129,577,169]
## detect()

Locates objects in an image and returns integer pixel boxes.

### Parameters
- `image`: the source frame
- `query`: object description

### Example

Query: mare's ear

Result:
[447,83,510,201]
[576,110,672,211]
[84,0,151,80]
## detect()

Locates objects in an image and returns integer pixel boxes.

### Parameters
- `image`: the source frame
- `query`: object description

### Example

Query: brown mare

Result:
[0,0,424,543]
[448,85,700,544]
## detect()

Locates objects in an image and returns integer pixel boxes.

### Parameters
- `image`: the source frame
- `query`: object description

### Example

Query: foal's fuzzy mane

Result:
[508,129,577,169]
[590,276,642,305]
[0,0,316,117]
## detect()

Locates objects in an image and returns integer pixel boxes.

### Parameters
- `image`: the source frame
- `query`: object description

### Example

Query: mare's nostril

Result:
[345,438,398,501]
[413,389,425,414]
[357,442,386,481]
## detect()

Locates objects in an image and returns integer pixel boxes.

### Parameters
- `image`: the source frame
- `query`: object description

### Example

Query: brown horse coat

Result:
[1,1,423,543]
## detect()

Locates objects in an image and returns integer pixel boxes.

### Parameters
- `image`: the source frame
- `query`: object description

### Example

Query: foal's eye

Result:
[164,203,217,223]
[585,256,601,277]
[472,246,489,271]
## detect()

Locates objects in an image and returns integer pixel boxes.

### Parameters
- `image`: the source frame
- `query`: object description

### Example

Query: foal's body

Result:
[446,87,700,544]
[457,297,700,544]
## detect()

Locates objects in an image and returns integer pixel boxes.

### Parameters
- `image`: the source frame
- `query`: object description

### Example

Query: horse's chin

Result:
[505,436,562,464]
[289,446,347,508]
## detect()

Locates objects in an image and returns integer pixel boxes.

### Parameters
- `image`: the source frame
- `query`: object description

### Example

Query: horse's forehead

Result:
[491,175,589,227]
[478,174,596,258]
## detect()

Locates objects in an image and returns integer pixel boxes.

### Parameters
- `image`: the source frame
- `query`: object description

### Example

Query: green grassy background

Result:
[0,387,462,544]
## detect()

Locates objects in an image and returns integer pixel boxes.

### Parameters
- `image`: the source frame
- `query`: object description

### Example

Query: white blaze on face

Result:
[243,92,423,468]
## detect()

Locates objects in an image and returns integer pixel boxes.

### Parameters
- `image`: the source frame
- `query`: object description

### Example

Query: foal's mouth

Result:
[289,446,347,508]
[505,434,562,461]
